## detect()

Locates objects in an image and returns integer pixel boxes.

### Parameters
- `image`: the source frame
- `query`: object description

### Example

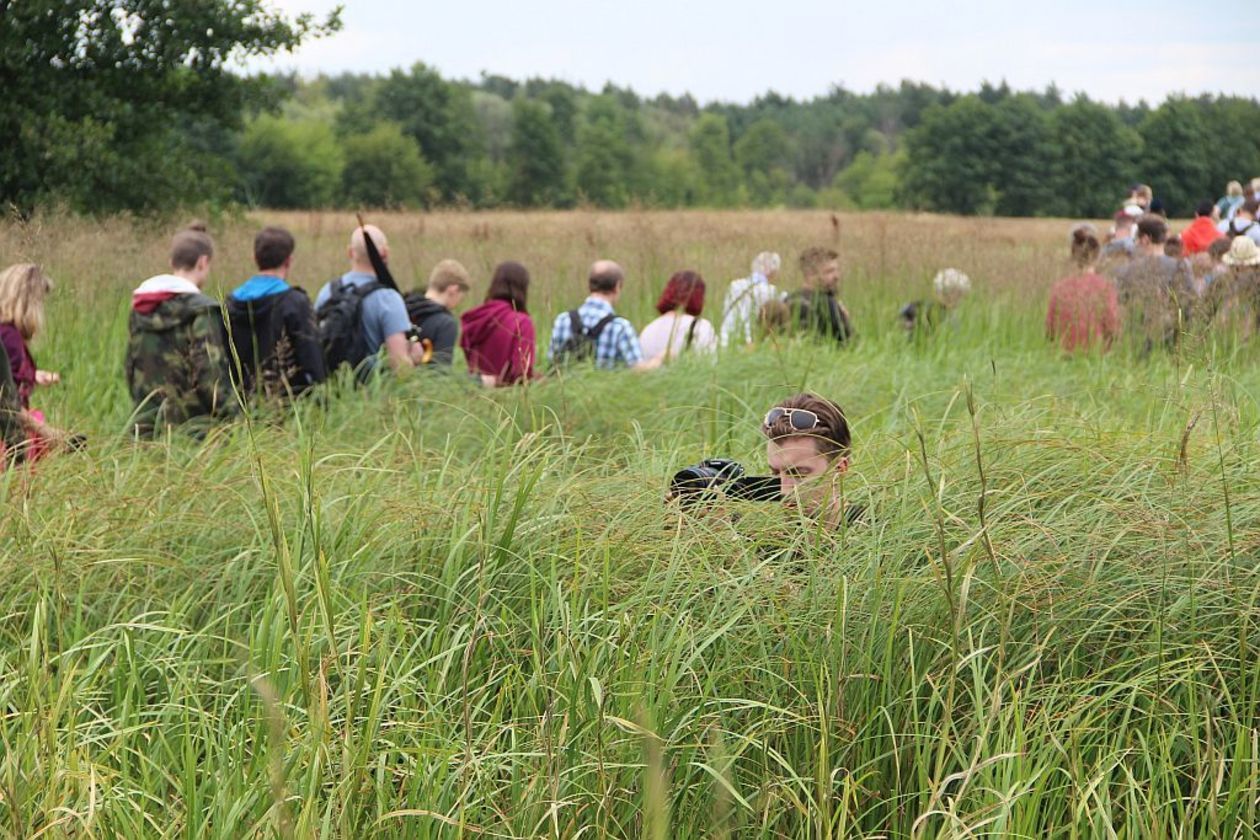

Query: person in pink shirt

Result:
[1046,227,1121,353]
[460,261,537,386]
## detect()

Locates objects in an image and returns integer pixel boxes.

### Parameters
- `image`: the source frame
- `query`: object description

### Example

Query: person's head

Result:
[170,222,214,287]
[486,261,530,312]
[1196,200,1215,219]
[0,263,52,341]
[1135,184,1153,208]
[800,246,840,292]
[1238,199,1259,222]
[588,260,625,300]
[1149,197,1167,218]
[1250,178,1260,196]
[1164,236,1183,259]
[1136,214,1169,250]
[348,224,389,272]
[751,251,781,282]
[1113,212,1135,238]
[758,299,790,335]
[253,226,295,276]
[762,393,852,518]
[1071,225,1101,270]
[1223,237,1260,271]
[933,268,971,308]
[426,259,472,310]
[656,270,705,317]
[1227,180,1244,199]
[1207,237,1232,266]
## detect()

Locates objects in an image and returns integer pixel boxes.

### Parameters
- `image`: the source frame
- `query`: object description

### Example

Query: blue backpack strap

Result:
[568,309,583,338]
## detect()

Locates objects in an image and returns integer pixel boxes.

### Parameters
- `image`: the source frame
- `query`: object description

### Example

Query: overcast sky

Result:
[251,0,1255,105]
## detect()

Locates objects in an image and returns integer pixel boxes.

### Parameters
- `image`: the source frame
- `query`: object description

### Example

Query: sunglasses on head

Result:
[764,407,822,431]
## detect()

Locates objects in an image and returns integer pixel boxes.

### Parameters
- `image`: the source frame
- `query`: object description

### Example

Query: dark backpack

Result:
[1227,220,1256,240]
[316,278,384,373]
[553,309,618,366]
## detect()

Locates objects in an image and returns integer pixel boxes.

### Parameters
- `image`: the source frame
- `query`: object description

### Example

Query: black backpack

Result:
[316,278,384,373]
[1227,220,1256,240]
[553,309,618,366]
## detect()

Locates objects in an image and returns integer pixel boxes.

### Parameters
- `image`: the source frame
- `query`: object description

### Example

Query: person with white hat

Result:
[719,251,783,347]
[1202,236,1260,336]
[898,268,971,339]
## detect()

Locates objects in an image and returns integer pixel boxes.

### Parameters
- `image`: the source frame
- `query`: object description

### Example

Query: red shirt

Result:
[1046,273,1120,352]
[1181,216,1222,256]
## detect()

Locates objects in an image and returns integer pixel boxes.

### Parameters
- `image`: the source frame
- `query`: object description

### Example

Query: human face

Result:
[767,436,847,517]
[816,260,840,292]
[443,286,467,311]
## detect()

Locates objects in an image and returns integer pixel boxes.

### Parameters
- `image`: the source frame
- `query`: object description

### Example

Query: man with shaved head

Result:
[547,259,662,370]
[314,223,419,374]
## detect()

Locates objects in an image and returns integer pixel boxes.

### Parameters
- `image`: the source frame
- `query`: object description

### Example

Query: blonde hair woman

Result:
[0,263,68,462]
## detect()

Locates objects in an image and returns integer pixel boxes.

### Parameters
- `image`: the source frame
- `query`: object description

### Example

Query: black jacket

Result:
[225,288,326,400]
[404,293,459,366]
[787,289,854,344]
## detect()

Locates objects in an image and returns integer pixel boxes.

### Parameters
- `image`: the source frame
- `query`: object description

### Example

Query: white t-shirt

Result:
[639,312,717,359]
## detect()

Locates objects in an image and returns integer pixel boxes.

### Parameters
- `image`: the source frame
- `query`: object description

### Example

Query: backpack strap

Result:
[587,312,618,339]
[684,316,699,350]
[568,310,583,340]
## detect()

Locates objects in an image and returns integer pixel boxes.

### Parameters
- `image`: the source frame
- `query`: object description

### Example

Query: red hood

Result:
[460,299,527,343]
[132,292,179,315]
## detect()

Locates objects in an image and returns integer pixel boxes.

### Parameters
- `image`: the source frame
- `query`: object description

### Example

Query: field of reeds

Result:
[2,209,1259,838]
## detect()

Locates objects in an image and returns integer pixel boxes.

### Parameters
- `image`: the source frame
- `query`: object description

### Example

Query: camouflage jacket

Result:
[125,293,240,436]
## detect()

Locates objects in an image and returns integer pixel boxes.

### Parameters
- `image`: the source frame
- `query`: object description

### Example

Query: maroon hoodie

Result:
[460,299,536,385]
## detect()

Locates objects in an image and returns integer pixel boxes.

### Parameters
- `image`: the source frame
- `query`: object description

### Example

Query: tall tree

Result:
[901,97,999,214]
[1139,99,1211,216]
[689,114,741,206]
[1050,97,1140,218]
[506,99,567,207]
[340,122,435,209]
[371,63,486,203]
[0,0,339,212]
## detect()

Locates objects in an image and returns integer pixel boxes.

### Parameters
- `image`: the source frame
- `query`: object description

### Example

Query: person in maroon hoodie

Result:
[460,261,537,386]
[0,262,71,461]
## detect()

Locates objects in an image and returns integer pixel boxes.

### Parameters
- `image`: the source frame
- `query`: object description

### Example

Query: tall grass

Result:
[1,209,1259,837]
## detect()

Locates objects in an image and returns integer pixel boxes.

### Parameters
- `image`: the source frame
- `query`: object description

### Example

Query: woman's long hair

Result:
[0,263,52,340]
[655,270,705,317]
[486,261,530,312]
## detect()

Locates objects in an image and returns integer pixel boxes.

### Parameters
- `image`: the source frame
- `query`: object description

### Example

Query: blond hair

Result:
[427,259,471,293]
[0,263,52,340]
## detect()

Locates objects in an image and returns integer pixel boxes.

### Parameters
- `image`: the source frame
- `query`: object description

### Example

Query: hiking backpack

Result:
[552,310,618,366]
[316,278,384,373]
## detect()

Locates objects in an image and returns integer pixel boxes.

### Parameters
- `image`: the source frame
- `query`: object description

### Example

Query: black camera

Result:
[670,458,780,503]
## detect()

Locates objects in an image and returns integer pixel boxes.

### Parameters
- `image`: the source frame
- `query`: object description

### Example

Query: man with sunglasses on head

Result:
[762,392,860,527]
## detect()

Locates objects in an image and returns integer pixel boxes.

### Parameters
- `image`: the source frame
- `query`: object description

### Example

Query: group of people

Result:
[1046,179,1260,353]
[6,182,1260,484]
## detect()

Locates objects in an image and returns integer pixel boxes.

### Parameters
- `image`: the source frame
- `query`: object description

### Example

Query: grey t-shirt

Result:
[314,271,412,361]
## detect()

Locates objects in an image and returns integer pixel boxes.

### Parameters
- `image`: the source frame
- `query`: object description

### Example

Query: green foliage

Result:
[339,123,435,209]
[1049,97,1140,217]
[689,114,742,206]
[1139,99,1213,216]
[0,0,339,213]
[237,115,343,209]
[575,97,643,208]
[371,63,486,203]
[902,96,999,214]
[833,151,901,209]
[506,99,568,207]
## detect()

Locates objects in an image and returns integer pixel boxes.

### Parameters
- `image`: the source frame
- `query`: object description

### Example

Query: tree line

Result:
[4,1,1259,218]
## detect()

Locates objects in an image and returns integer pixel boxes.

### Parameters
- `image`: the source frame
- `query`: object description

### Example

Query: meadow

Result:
[2,208,1259,838]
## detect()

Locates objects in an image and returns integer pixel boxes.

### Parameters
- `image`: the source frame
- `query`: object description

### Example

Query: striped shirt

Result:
[547,296,644,369]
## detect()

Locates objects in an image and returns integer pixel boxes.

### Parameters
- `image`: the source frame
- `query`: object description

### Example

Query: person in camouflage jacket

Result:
[125,225,240,437]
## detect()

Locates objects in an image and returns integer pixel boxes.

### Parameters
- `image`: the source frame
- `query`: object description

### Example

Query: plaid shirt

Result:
[547,296,644,369]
